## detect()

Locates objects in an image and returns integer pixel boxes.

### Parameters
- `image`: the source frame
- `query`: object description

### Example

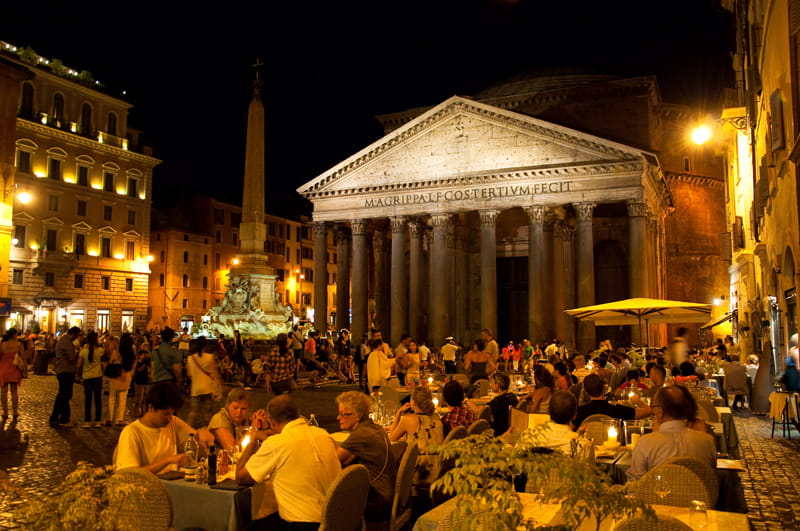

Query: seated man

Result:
[574,374,651,427]
[237,394,341,530]
[113,382,213,474]
[515,390,594,463]
[627,386,717,481]
[335,391,396,522]
[642,365,667,400]
[723,355,748,409]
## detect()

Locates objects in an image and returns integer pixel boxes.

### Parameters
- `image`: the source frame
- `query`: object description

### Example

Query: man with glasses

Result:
[626,386,716,481]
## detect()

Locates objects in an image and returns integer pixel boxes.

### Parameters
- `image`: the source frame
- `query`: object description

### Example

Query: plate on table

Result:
[330,431,350,443]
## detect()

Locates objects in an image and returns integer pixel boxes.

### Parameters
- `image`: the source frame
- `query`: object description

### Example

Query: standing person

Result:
[405,340,422,385]
[49,326,81,428]
[233,330,249,383]
[290,325,305,378]
[335,329,355,384]
[464,339,495,384]
[77,331,104,428]
[367,339,396,391]
[178,327,192,358]
[265,334,296,395]
[440,337,458,375]
[106,336,134,426]
[187,338,221,428]
[133,344,151,417]
[0,328,25,421]
[394,334,411,386]
[418,340,431,371]
[481,329,499,364]
[151,327,183,390]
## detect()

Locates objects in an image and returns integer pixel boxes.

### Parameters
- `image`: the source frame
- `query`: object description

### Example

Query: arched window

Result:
[202,277,208,289]
[107,113,117,136]
[20,83,34,119]
[52,94,65,127]
[80,103,92,136]
[182,274,189,288]
[183,251,188,263]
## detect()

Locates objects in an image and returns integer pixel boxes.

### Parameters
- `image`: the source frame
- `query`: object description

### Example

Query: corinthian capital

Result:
[560,223,575,242]
[350,219,368,236]
[390,216,407,233]
[573,202,596,222]
[479,209,498,228]
[525,205,546,225]
[312,221,328,238]
[430,213,451,229]
[626,200,648,218]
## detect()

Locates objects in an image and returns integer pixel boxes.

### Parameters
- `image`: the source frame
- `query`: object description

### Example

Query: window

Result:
[101,237,111,258]
[304,267,314,282]
[74,274,84,289]
[215,278,220,290]
[127,210,136,225]
[125,278,133,291]
[160,250,165,263]
[215,254,221,269]
[286,224,291,240]
[203,254,208,265]
[15,150,31,174]
[278,224,284,239]
[46,229,57,251]
[48,158,62,180]
[52,94,65,126]
[183,234,189,242]
[231,212,241,226]
[296,249,300,263]
[13,225,25,248]
[97,310,110,332]
[269,222,275,236]
[202,276,208,289]
[77,165,89,186]
[215,230,221,243]
[101,276,110,290]
[302,247,313,260]
[127,178,137,198]
[182,274,189,287]
[103,172,114,191]
[121,310,134,333]
[301,226,310,240]
[126,241,135,260]
[44,272,55,287]
[182,299,188,309]
[74,233,86,256]
[77,200,87,217]
[232,233,238,246]
[159,273,164,287]
[12,269,22,285]
[183,251,189,263]
[48,195,59,212]
[214,209,225,225]
[202,300,207,309]
[80,103,92,136]
[103,205,112,221]
[107,113,117,136]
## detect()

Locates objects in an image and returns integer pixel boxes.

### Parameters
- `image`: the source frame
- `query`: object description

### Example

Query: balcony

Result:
[32,249,77,275]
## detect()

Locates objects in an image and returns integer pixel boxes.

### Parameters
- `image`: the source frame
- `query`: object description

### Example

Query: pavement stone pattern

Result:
[2,376,798,529]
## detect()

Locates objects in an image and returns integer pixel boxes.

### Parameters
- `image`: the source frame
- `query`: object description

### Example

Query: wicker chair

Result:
[661,456,719,509]
[467,419,491,435]
[442,425,468,444]
[627,463,712,507]
[106,468,172,530]
[389,443,419,531]
[319,464,370,531]
[431,426,468,507]
[615,515,692,530]
[472,379,491,398]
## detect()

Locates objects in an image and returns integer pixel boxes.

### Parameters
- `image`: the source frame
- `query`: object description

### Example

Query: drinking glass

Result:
[653,474,671,502]
[690,500,708,528]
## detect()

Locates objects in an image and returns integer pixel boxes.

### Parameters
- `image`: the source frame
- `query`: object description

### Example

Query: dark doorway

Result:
[497,256,528,344]
[594,239,630,348]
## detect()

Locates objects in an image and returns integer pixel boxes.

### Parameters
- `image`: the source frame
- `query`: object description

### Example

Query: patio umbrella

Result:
[565,297,712,345]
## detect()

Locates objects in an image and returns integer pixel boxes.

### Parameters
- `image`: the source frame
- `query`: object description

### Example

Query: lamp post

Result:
[295,268,305,320]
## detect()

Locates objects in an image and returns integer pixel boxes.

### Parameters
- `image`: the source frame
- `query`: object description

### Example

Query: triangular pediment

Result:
[298,96,650,197]
[72,221,92,232]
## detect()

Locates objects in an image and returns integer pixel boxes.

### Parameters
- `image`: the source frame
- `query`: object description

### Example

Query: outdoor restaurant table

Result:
[411,493,750,530]
[716,406,740,458]
[161,477,253,531]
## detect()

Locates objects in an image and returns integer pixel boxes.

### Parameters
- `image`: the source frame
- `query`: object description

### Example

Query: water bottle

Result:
[308,414,319,427]
[207,445,217,485]
[184,433,198,467]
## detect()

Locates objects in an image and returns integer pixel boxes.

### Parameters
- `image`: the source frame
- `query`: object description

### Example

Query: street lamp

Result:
[690,116,749,145]
[295,268,305,319]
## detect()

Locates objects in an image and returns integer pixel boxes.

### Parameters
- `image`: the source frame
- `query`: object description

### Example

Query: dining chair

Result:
[451,374,470,388]
[614,515,692,530]
[319,464,370,531]
[473,379,491,398]
[627,463,712,507]
[379,386,401,404]
[477,405,492,422]
[509,406,530,433]
[661,456,719,509]
[389,443,419,531]
[467,419,490,435]
[106,468,173,530]
[430,425,468,508]
[390,441,407,469]
[442,425,468,444]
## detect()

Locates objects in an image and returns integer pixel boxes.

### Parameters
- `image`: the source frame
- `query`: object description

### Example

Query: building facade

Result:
[148,195,337,333]
[299,75,729,351]
[2,41,160,334]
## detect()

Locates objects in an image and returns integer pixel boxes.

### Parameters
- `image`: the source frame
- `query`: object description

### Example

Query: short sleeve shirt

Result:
[114,416,193,471]
[341,419,395,516]
[488,392,518,435]
[152,343,182,383]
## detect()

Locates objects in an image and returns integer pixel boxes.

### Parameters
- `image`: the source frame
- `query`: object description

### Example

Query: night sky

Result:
[2,1,734,217]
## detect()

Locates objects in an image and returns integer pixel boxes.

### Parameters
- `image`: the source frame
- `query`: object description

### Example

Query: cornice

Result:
[18,119,161,166]
[663,171,725,187]
[300,97,640,197]
[302,159,643,200]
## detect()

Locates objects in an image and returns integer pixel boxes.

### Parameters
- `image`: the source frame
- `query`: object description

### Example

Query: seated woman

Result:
[440,380,475,435]
[674,361,700,387]
[335,391,396,522]
[520,365,553,414]
[208,388,267,452]
[389,387,444,495]
[616,369,649,396]
[463,339,496,384]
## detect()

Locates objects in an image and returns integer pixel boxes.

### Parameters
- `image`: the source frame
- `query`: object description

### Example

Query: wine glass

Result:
[654,474,671,502]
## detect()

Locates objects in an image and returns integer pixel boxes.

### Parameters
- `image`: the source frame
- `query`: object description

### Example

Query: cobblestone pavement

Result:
[3,376,800,529]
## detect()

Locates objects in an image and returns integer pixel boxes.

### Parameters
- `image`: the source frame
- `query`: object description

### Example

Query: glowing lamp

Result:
[63,175,76,184]
[34,171,46,178]
[70,122,77,133]
[88,250,98,257]
[146,255,154,262]
[114,253,124,260]
[17,191,31,205]
[29,243,39,250]
[11,238,18,246]
[91,183,102,190]
[432,397,439,408]
[427,376,433,385]
[232,258,240,265]
[691,125,712,145]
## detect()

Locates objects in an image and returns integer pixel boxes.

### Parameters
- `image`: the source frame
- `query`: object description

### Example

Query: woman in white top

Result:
[106,335,135,426]
[367,339,395,391]
[187,338,221,428]
[77,331,104,427]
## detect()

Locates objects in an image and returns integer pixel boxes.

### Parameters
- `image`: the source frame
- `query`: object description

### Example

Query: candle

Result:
[428,377,434,385]
[433,397,439,407]
[630,433,641,448]
[607,426,617,442]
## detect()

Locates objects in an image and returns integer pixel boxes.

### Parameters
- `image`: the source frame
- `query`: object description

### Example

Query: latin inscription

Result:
[363,182,573,208]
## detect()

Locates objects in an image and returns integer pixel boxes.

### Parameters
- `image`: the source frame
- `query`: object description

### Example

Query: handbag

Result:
[12,352,26,374]
[104,363,123,379]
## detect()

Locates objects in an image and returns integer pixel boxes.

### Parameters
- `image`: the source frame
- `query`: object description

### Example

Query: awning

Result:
[700,310,736,330]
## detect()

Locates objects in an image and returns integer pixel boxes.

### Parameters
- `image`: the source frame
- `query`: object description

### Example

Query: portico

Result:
[299,96,672,352]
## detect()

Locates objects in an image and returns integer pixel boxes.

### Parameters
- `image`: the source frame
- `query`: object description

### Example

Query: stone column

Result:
[479,209,498,337]
[543,215,555,340]
[312,222,329,334]
[574,202,596,353]
[373,230,389,335]
[351,220,368,348]
[430,214,450,347]
[561,223,576,349]
[335,226,350,333]
[552,221,566,343]
[627,200,647,345]
[390,216,407,345]
[408,221,423,342]
[526,205,546,344]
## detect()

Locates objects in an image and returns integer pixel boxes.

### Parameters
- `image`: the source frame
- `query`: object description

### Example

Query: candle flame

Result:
[241,434,251,449]
[608,426,618,439]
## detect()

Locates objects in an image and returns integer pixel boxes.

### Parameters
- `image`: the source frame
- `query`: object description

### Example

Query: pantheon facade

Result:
[299,90,679,354]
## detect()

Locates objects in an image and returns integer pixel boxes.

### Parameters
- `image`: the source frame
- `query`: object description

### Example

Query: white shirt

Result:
[188,353,218,396]
[418,345,430,362]
[440,343,458,362]
[367,349,394,389]
[113,416,193,471]
[246,418,341,523]
[627,420,717,481]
